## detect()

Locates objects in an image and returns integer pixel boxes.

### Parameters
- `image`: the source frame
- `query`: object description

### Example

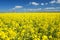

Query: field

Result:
[0,12,60,40]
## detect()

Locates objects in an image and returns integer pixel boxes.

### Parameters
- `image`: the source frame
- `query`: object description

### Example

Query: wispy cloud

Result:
[23,8,41,11]
[56,0,60,3]
[23,7,60,11]
[50,0,56,4]
[9,5,23,12]
[50,0,60,4]
[12,6,23,10]
[43,7,60,11]
[44,7,55,10]
[15,6,23,9]
[29,2,39,6]
[45,3,48,5]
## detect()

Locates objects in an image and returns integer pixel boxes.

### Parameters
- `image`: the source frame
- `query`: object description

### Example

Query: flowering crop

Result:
[0,13,60,40]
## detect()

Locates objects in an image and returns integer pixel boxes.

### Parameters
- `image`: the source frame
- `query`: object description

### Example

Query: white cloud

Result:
[30,2,39,6]
[50,0,56,4]
[41,3,44,5]
[56,0,60,3]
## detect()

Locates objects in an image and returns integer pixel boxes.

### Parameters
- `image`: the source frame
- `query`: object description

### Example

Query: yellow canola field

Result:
[0,12,60,40]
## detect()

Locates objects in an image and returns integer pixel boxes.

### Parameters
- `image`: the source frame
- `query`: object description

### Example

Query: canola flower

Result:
[0,13,60,40]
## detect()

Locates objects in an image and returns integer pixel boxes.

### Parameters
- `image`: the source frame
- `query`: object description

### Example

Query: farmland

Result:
[0,12,60,40]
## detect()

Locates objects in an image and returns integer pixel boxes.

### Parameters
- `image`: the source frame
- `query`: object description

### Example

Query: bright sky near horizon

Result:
[0,0,60,12]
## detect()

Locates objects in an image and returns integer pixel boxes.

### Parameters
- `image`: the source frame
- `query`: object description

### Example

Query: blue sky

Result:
[0,0,60,12]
